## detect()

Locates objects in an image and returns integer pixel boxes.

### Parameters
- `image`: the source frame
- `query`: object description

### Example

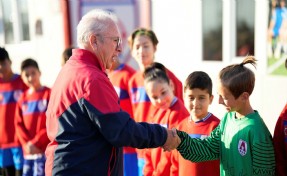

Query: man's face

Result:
[95,22,122,70]
[0,59,12,79]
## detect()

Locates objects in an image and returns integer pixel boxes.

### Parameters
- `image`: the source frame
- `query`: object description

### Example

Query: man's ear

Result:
[89,35,97,47]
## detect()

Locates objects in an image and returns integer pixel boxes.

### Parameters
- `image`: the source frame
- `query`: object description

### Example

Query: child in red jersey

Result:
[273,57,287,176]
[15,58,50,176]
[128,28,183,175]
[171,71,220,176]
[0,47,27,176]
[143,62,189,176]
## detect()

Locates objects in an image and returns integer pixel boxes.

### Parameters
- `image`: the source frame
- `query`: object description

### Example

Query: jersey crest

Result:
[14,90,22,101]
[38,99,48,112]
[238,139,247,156]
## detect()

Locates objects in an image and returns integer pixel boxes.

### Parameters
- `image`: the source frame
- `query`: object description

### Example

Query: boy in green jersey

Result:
[171,56,275,176]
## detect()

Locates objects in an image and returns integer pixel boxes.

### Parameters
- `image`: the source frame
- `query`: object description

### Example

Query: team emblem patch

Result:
[238,139,247,156]
[38,100,47,112]
[14,90,22,101]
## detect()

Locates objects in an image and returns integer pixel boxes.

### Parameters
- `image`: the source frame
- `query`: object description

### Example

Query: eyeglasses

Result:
[97,35,122,50]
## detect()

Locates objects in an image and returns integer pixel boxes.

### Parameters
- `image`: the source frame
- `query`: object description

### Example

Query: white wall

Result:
[151,0,285,134]
[5,0,64,88]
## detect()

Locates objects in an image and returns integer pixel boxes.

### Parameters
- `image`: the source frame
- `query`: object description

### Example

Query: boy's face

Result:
[0,59,12,79]
[184,88,213,119]
[145,80,174,110]
[217,81,242,112]
[21,66,41,89]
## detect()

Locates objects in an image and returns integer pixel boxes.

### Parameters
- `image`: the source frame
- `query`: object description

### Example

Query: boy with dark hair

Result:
[15,58,50,176]
[0,47,27,176]
[171,71,220,176]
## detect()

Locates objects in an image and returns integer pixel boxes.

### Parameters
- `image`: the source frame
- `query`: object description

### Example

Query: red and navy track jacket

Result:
[45,49,167,176]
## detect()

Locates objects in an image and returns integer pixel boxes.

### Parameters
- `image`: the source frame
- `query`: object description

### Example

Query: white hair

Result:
[76,9,118,48]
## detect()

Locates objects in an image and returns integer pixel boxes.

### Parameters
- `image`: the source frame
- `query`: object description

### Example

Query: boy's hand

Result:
[25,141,42,154]
[162,128,181,151]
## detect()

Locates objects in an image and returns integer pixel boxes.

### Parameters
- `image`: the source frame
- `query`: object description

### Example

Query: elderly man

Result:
[45,9,180,176]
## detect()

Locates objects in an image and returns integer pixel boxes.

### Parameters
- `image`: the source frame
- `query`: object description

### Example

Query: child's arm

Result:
[176,126,221,162]
[273,104,287,176]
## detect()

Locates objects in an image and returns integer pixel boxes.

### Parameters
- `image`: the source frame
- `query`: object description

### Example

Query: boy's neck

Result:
[235,105,254,119]
[1,72,14,82]
[29,84,43,92]
[190,112,210,123]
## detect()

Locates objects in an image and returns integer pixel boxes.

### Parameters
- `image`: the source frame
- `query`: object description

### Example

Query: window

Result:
[0,0,30,44]
[236,0,255,56]
[202,0,223,61]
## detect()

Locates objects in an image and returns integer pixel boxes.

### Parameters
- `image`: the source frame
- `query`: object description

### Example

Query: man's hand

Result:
[162,128,181,152]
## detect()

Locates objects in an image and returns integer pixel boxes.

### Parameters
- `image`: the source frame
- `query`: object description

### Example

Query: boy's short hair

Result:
[62,46,74,64]
[0,47,10,62]
[21,58,39,72]
[184,71,213,96]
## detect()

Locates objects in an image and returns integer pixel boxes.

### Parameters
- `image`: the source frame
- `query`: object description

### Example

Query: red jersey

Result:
[15,86,51,155]
[0,74,27,148]
[171,113,220,176]
[143,98,189,176]
[109,64,136,155]
[273,103,287,176]
[109,63,135,119]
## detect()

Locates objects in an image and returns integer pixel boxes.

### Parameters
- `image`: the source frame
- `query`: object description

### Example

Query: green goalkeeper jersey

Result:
[177,110,275,176]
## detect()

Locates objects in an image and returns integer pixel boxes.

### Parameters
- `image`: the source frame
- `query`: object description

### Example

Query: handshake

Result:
[162,128,181,152]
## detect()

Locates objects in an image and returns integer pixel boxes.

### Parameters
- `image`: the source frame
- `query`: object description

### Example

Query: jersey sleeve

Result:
[30,114,50,151]
[15,97,32,145]
[170,150,179,176]
[143,149,153,176]
[251,140,275,176]
[273,104,287,176]
[176,126,221,162]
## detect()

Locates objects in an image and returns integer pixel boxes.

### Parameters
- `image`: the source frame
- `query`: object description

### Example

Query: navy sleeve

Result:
[82,99,167,148]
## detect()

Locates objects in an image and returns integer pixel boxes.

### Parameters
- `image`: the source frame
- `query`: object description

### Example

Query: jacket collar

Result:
[72,49,106,73]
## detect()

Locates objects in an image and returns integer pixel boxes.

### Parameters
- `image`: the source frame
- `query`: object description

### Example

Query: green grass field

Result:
[268,57,287,76]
